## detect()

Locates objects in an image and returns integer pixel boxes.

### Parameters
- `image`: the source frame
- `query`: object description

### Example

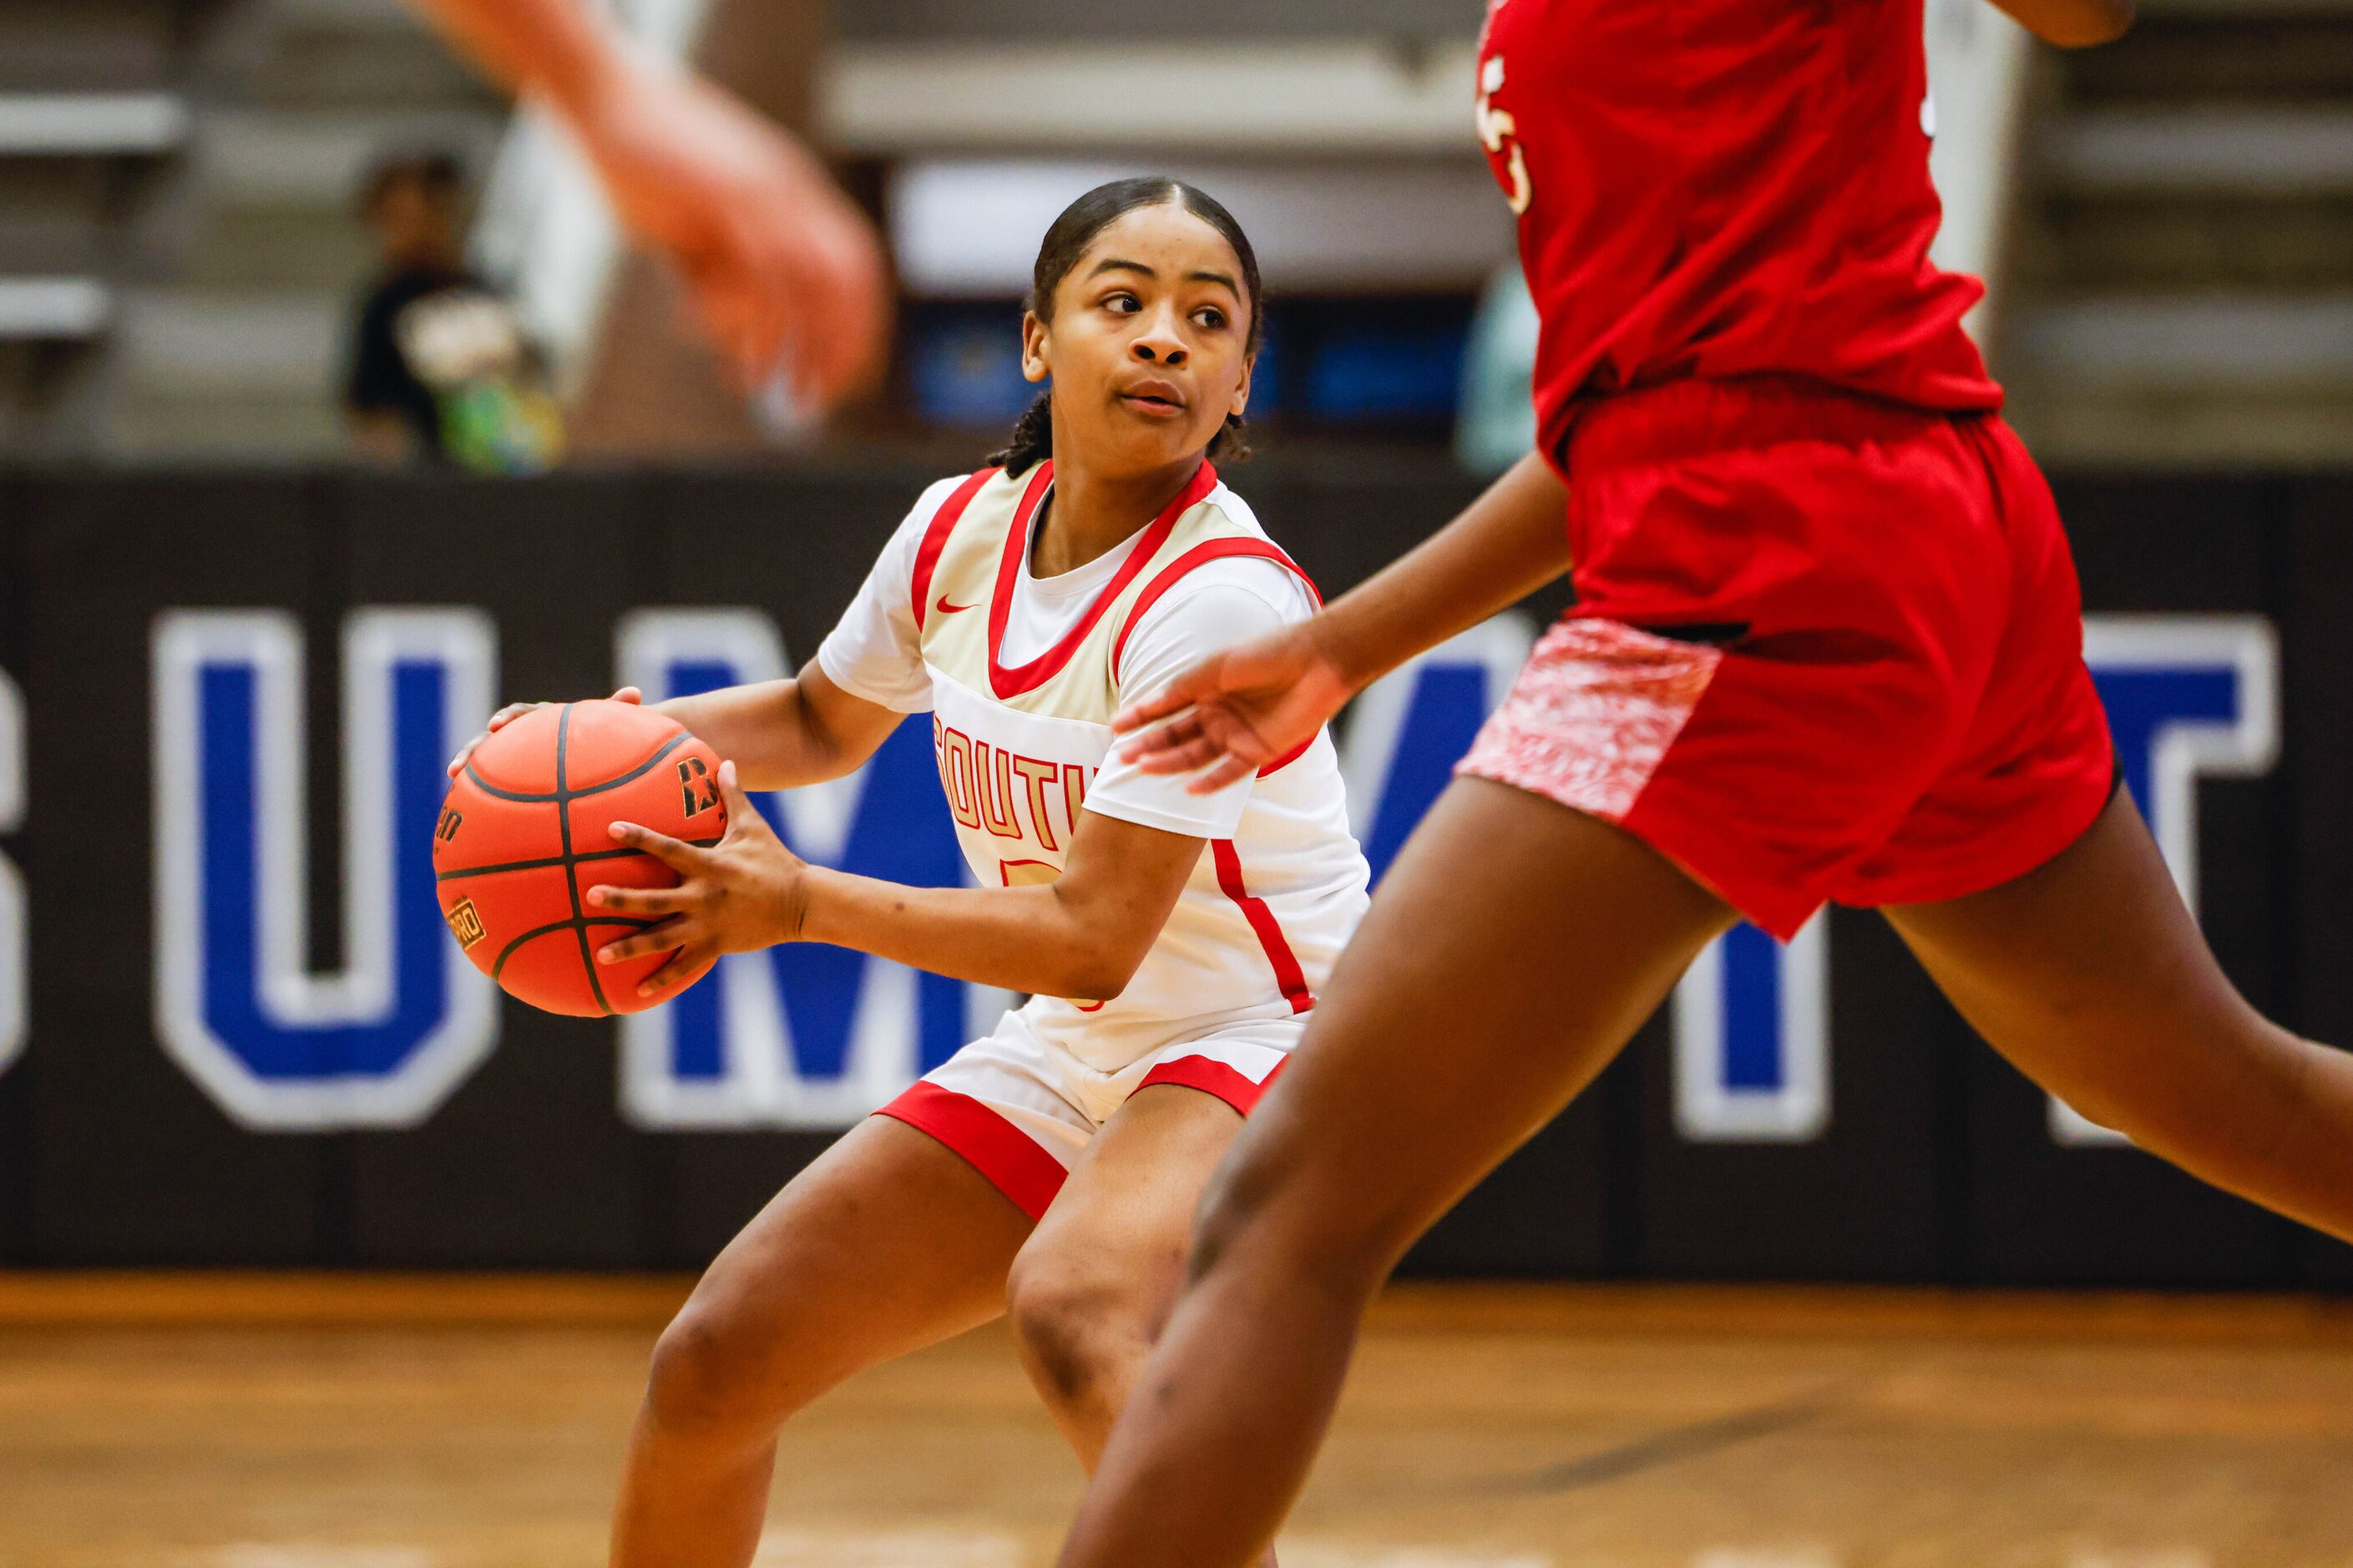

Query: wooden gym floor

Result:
[3,1276,2351,1568]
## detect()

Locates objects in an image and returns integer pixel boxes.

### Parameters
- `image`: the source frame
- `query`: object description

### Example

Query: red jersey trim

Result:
[1111,538,1324,777]
[1139,1053,1288,1115]
[985,460,1219,700]
[909,468,999,635]
[874,1080,1066,1221]
[1211,840,1313,1014]
[1109,538,1322,685]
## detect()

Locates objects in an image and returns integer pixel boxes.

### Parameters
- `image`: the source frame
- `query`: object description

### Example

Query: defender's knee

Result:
[642,1300,784,1445]
[1006,1255,1149,1414]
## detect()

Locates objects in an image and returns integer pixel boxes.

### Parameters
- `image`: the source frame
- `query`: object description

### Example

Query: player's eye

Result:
[1101,291,1140,314]
[1192,306,1229,331]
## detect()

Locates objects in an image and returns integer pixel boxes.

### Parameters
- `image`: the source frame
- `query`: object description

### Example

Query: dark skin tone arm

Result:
[1113,449,1571,791]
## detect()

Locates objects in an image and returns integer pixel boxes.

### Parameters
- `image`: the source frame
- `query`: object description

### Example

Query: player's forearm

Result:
[1983,0,2134,46]
[797,871,1147,1001]
[654,681,855,792]
[1313,450,1571,693]
[405,0,635,114]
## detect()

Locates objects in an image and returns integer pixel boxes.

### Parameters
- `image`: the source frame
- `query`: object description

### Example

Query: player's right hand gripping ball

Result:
[434,698,727,1016]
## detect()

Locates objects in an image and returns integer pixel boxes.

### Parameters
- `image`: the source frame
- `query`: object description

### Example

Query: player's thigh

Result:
[665,1112,1035,1404]
[1216,776,1734,1271]
[1012,1081,1246,1326]
[1879,789,2290,1138]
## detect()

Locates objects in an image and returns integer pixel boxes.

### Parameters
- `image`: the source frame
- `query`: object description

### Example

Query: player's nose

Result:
[1131,333,1187,367]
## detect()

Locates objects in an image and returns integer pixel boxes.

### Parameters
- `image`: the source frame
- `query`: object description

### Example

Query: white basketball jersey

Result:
[834,460,1371,1074]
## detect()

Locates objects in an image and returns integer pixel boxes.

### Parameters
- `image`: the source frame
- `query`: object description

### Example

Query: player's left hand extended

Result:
[588,760,807,999]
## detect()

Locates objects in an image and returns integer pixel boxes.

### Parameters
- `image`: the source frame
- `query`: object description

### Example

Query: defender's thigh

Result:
[1224,777,1735,1271]
[1883,789,2353,1246]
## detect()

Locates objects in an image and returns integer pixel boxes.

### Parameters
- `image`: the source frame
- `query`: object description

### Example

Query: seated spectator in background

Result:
[342,149,563,473]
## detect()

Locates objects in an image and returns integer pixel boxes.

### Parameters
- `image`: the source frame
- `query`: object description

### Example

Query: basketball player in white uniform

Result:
[448,180,1363,1568]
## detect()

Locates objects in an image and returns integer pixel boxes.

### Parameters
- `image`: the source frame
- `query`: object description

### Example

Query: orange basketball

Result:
[433,699,728,1017]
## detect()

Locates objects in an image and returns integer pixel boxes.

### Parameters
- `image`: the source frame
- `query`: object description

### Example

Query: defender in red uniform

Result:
[1070,1,2353,1564]
[1460,0,2111,938]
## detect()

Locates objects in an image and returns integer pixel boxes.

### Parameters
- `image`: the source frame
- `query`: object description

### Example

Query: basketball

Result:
[433,698,728,1017]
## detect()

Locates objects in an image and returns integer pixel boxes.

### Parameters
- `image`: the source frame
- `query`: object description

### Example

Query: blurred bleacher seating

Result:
[0,0,503,460]
[2,0,2347,467]
[2002,0,2353,466]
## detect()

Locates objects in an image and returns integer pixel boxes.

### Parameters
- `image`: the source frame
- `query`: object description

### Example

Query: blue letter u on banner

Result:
[152,608,500,1129]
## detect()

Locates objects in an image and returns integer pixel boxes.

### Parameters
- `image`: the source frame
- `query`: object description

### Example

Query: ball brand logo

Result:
[445,896,488,951]
[434,807,463,845]
[111,604,2279,1144]
[676,756,720,817]
[148,609,500,1130]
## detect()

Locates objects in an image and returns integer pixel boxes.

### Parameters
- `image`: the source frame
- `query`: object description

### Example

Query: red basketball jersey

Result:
[1475,0,2005,469]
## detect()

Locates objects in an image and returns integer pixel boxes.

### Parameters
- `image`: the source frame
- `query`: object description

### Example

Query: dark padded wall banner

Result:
[0,463,2345,1283]
[2285,482,2353,1290]
[0,478,30,1264]
[24,476,331,1263]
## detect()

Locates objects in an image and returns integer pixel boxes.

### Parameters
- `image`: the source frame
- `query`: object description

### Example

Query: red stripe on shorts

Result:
[874,1080,1066,1221]
[1139,1054,1288,1115]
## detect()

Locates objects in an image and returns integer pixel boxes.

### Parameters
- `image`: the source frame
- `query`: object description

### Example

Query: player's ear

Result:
[1228,351,1254,420]
[1020,311,1051,385]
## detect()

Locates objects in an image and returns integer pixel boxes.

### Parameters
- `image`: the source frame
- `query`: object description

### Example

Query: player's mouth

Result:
[1116,379,1187,418]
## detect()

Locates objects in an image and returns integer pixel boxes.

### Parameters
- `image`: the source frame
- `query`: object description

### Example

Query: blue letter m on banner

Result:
[616,610,995,1130]
[153,609,500,1129]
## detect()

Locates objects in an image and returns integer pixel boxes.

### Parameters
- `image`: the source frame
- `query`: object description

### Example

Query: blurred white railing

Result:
[1923,0,2035,339]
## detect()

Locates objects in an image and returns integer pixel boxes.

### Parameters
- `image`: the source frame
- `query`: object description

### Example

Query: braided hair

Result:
[989,177,1263,476]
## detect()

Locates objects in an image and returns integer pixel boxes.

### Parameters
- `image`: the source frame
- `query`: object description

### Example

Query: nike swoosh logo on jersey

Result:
[935,594,979,615]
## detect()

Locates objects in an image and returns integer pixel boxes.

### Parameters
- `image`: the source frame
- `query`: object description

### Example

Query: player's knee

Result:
[643,1298,784,1444]
[1006,1252,1145,1413]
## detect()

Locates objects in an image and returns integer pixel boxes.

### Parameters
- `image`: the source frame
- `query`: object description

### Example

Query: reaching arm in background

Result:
[404,0,889,403]
[1111,450,1572,792]
[1983,0,2136,47]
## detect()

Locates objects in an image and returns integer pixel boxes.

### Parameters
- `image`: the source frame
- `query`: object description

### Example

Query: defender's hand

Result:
[1111,622,1354,794]
[446,685,640,777]
[569,60,888,404]
[590,761,807,999]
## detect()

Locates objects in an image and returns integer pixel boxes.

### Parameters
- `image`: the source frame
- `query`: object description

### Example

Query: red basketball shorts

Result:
[1458,377,2115,941]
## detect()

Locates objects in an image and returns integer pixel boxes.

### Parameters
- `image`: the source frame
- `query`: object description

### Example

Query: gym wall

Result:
[0,463,2347,1287]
